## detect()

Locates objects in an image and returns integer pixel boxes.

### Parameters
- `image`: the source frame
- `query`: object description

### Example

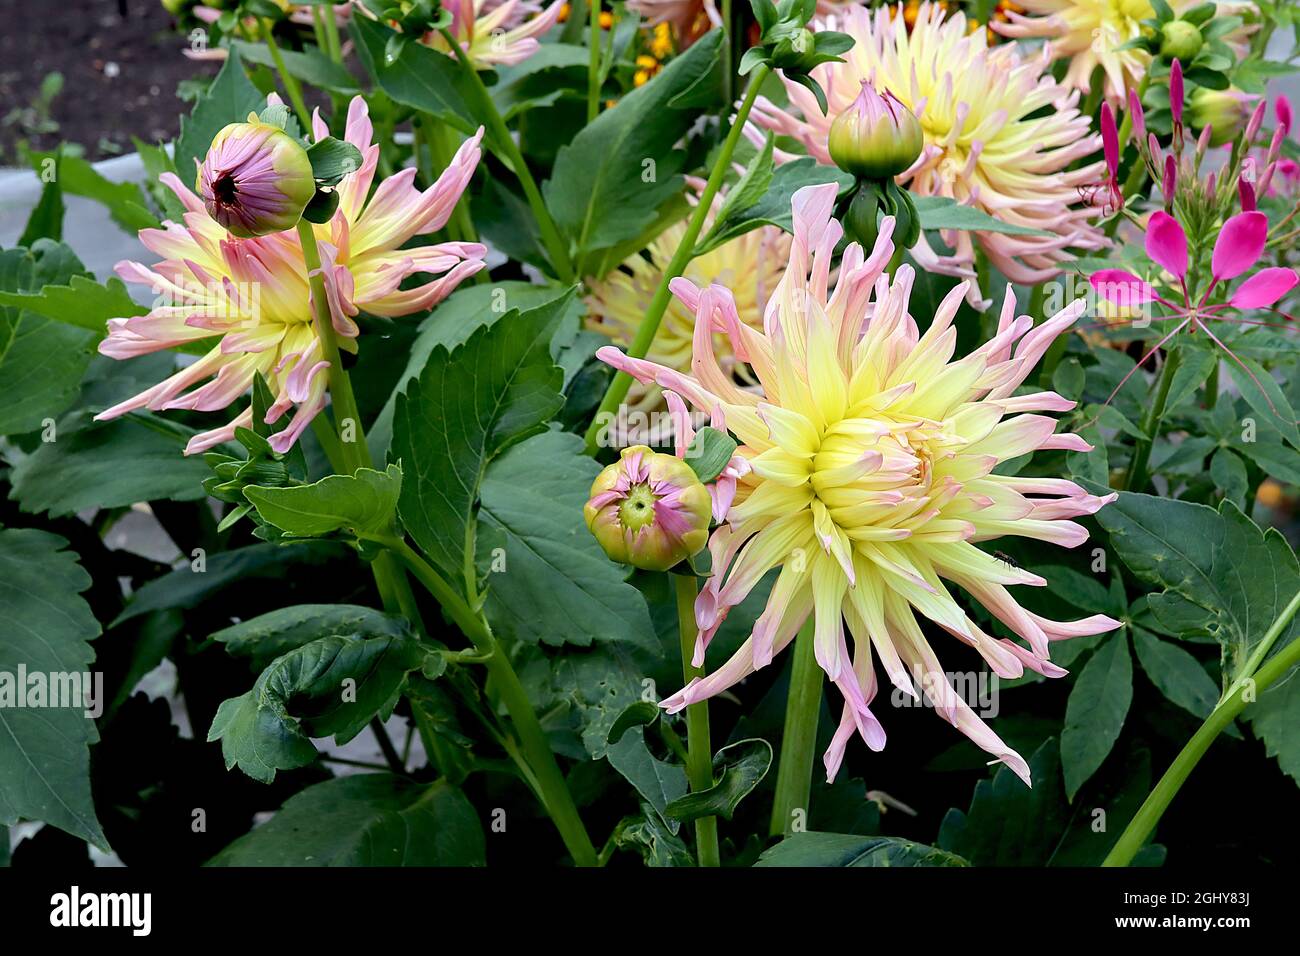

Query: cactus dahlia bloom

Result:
[598,183,1121,785]
[749,2,1105,302]
[423,0,567,68]
[585,179,791,417]
[96,96,485,455]
[994,0,1257,102]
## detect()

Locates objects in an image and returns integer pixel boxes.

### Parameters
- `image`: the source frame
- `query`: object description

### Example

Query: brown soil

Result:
[0,0,219,163]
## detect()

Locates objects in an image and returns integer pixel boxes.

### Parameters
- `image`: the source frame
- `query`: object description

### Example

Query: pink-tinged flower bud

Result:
[1245,98,1267,144]
[1160,20,1203,61]
[1196,123,1213,159]
[827,81,924,180]
[1277,95,1293,138]
[584,445,712,572]
[1162,154,1177,208]
[1170,59,1185,129]
[1266,126,1284,164]
[197,120,315,238]
[1257,160,1278,197]
[1128,88,1146,144]
[1147,132,1164,170]
[1190,87,1257,147]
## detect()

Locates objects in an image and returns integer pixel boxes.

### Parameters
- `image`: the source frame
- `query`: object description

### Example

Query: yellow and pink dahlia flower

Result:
[96,96,485,455]
[750,1,1106,300]
[598,182,1120,784]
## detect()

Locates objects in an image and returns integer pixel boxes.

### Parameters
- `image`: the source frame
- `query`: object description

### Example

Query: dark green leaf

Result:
[915,195,1055,236]
[757,832,966,867]
[9,411,209,517]
[207,775,484,865]
[1131,626,1221,720]
[1090,489,1300,683]
[211,603,415,671]
[0,243,100,435]
[1061,631,1133,799]
[393,293,570,583]
[664,738,772,823]
[543,30,723,268]
[245,464,402,538]
[208,630,426,783]
[352,16,478,134]
[0,530,106,850]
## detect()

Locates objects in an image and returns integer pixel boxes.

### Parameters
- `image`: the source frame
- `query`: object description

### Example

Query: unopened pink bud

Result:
[1163,154,1177,207]
[1148,133,1163,168]
[584,445,712,572]
[1101,102,1119,181]
[1245,99,1267,144]
[1170,59,1185,129]
[1128,87,1146,143]
[1267,127,1284,165]
[1196,123,1212,158]
[197,119,315,238]
[1257,161,1276,198]
[1278,95,1293,138]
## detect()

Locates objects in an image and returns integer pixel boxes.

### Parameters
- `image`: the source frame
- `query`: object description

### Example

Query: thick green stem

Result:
[1104,588,1300,866]
[322,3,343,63]
[298,221,422,633]
[1121,346,1181,492]
[674,574,720,867]
[721,0,734,108]
[310,5,327,53]
[298,221,365,473]
[588,0,601,123]
[439,28,576,283]
[382,536,598,867]
[769,620,822,837]
[260,19,312,131]
[582,65,771,455]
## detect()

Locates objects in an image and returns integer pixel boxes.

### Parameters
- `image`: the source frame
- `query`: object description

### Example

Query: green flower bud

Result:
[1189,86,1257,147]
[1160,20,1204,61]
[827,82,924,180]
[197,118,316,238]
[584,446,712,572]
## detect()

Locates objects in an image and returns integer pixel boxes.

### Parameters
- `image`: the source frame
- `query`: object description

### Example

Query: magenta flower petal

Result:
[1212,211,1268,281]
[1279,94,1293,137]
[1146,211,1188,279]
[1090,269,1158,305]
[1229,267,1300,309]
[1239,176,1257,212]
